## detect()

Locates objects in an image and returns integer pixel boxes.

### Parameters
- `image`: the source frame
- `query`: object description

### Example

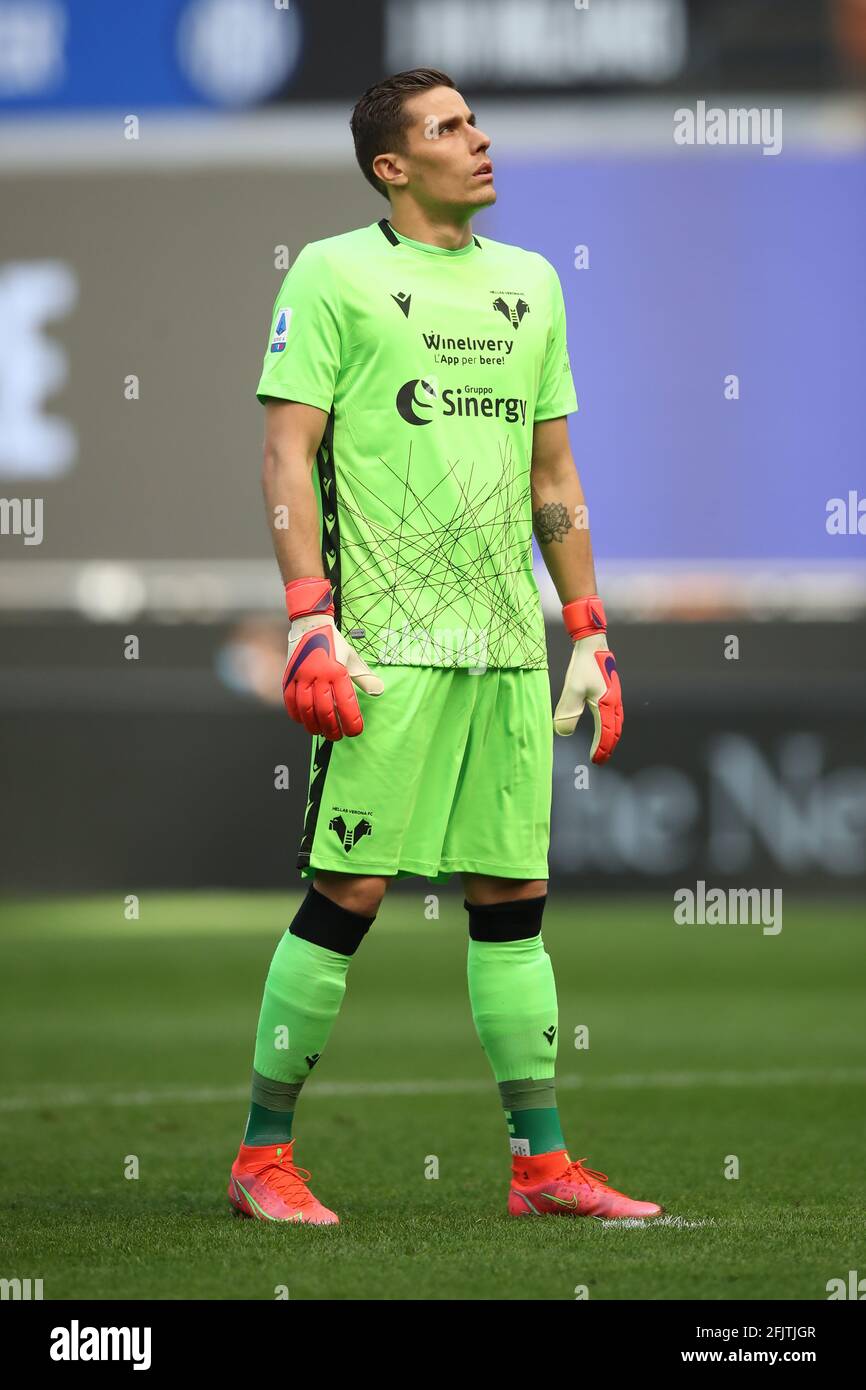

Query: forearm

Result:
[531,458,598,604]
[261,447,324,586]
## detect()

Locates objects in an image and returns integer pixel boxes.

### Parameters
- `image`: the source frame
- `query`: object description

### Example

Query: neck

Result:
[386,205,473,250]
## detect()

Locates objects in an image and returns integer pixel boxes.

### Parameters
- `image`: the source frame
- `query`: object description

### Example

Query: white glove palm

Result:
[287,613,385,698]
[554,596,623,764]
[282,576,385,739]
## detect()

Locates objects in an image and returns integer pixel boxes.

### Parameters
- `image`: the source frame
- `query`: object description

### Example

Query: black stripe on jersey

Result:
[378,217,400,245]
[377,217,481,249]
[297,407,341,871]
[317,408,342,629]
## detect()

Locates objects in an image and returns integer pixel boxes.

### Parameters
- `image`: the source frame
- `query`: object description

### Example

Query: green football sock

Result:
[243,928,354,1147]
[243,1099,294,1146]
[499,1079,566,1156]
[467,934,566,1156]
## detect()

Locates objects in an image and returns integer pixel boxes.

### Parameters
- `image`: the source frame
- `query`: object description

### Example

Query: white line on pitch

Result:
[0,1067,864,1113]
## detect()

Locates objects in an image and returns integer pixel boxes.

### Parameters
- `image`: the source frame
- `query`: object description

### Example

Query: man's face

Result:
[379,86,495,213]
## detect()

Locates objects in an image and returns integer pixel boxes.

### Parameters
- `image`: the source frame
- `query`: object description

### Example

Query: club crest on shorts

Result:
[328,812,373,854]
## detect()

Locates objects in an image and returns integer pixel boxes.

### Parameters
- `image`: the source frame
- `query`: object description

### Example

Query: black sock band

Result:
[289,884,375,955]
[464,894,547,942]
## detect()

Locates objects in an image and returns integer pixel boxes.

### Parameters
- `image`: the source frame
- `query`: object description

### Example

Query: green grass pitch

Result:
[0,891,863,1301]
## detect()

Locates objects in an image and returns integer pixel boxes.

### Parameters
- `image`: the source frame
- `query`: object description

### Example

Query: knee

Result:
[313,872,387,919]
[463,875,548,907]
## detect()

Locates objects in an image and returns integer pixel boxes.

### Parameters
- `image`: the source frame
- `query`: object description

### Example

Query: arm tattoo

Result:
[533,501,572,545]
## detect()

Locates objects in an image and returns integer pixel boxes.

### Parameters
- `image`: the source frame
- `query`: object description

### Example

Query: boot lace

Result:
[260,1151,315,1206]
[562,1157,609,1189]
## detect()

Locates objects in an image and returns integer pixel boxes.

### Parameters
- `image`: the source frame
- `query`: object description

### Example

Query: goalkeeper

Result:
[227,67,661,1226]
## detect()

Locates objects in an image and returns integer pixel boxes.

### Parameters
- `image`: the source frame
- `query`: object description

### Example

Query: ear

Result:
[372,151,407,191]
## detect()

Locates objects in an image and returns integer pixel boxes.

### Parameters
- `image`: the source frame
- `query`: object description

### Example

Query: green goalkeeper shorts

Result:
[297,665,553,883]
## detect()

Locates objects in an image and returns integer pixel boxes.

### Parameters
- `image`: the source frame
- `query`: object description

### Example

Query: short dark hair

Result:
[350,68,457,201]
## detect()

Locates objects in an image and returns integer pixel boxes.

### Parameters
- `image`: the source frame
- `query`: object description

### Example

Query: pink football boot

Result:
[228,1139,339,1224]
[509,1150,663,1220]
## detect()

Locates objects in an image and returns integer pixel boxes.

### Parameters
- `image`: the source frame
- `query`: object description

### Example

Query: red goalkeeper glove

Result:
[282,577,384,739]
[553,594,623,763]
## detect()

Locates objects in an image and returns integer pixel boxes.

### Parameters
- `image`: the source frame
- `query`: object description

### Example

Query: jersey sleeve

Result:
[534,261,579,422]
[255,245,342,410]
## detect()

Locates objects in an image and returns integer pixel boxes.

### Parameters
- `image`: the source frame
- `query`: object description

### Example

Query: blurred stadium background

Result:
[0,0,863,898]
[0,0,865,1305]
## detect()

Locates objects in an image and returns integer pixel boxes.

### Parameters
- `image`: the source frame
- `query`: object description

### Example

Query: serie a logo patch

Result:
[270,306,292,352]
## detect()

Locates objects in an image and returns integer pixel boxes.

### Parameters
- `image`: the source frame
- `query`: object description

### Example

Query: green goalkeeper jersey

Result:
[256,218,578,670]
